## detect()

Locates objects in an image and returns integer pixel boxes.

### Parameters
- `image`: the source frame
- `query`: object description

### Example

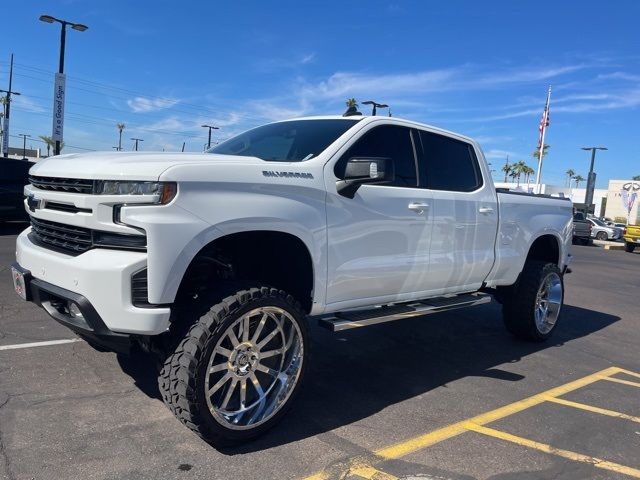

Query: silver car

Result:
[588,218,623,240]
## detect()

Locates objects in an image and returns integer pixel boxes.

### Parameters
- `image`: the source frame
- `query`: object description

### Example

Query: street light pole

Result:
[362,100,389,116]
[201,124,219,150]
[39,15,88,156]
[131,137,144,151]
[19,134,30,159]
[581,146,607,214]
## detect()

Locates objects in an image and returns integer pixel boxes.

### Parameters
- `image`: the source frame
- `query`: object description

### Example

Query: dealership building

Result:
[495,179,639,223]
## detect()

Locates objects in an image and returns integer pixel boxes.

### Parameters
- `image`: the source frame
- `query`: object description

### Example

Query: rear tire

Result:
[596,231,608,241]
[625,242,636,253]
[502,261,564,341]
[158,286,308,447]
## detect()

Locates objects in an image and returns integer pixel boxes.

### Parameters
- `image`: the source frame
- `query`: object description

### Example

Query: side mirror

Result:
[336,157,394,198]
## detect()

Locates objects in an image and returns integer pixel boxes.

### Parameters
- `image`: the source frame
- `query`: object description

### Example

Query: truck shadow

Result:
[0,221,29,236]
[117,302,619,453]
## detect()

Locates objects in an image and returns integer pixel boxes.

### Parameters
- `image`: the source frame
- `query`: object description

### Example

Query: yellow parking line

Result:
[375,366,622,460]
[303,367,624,479]
[618,368,640,379]
[348,465,399,480]
[600,376,640,389]
[464,422,640,478]
[545,396,640,423]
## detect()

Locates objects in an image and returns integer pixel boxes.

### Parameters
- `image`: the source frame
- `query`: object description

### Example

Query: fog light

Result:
[68,302,84,319]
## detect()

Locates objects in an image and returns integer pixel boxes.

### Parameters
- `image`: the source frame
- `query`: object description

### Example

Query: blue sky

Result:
[2,0,639,187]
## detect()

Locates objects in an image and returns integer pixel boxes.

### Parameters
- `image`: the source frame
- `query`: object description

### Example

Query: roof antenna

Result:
[362,100,389,116]
[343,98,362,117]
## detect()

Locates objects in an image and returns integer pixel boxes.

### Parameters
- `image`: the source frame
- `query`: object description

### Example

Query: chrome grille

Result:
[29,176,95,194]
[30,217,92,253]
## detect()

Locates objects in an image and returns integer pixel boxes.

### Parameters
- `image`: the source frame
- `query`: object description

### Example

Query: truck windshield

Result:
[206,119,361,162]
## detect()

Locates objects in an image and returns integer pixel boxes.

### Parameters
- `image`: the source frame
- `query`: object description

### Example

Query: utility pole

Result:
[19,134,30,159]
[581,146,607,214]
[201,124,219,150]
[131,137,143,151]
[1,54,21,158]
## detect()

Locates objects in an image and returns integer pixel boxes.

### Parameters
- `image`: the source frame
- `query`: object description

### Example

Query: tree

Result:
[501,162,512,182]
[633,175,640,181]
[574,174,585,188]
[532,144,550,160]
[117,123,125,151]
[346,98,357,108]
[510,160,528,186]
[39,135,55,157]
[523,165,535,184]
[565,169,575,187]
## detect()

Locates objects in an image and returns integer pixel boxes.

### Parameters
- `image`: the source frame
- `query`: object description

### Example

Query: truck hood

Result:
[29,151,261,181]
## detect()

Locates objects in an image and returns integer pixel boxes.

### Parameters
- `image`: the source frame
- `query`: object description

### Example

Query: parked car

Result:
[572,212,592,245]
[0,158,31,222]
[588,217,623,241]
[12,116,573,446]
[624,224,640,252]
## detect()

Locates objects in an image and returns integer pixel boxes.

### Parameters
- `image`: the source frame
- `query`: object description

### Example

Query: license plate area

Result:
[11,265,32,301]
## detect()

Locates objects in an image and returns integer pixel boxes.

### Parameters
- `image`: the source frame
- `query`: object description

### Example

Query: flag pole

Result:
[534,86,551,193]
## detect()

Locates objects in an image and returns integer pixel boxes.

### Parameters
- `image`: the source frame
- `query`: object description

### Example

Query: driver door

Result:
[324,123,434,310]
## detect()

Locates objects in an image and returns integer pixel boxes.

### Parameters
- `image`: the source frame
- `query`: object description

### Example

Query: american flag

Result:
[537,87,551,150]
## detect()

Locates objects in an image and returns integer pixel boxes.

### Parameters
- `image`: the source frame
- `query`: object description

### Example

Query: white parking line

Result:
[0,338,81,351]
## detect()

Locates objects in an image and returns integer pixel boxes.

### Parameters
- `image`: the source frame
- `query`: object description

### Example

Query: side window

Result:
[419,131,482,192]
[335,125,418,187]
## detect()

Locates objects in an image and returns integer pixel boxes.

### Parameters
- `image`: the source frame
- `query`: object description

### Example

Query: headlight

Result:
[95,181,177,204]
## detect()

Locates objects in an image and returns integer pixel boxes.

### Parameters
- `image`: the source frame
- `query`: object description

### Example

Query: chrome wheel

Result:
[205,306,303,430]
[534,272,562,334]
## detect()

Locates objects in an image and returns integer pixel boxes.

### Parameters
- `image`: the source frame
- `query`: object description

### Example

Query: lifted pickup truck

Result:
[12,116,572,446]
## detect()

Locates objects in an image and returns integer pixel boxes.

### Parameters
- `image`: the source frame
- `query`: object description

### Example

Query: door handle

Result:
[408,202,429,214]
[479,206,494,214]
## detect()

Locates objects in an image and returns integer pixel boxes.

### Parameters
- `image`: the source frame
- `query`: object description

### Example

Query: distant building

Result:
[604,179,640,224]
[494,181,608,217]
[6,146,41,161]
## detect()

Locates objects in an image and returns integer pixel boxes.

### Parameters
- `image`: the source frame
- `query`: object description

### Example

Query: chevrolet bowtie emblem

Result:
[27,194,43,212]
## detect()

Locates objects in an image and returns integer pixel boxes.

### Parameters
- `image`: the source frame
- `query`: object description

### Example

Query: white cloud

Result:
[127,96,179,113]
[300,53,316,64]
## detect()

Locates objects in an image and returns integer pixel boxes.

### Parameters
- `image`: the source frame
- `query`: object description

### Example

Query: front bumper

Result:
[15,228,171,336]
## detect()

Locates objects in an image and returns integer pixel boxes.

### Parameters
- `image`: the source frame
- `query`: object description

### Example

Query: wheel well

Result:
[526,234,560,265]
[177,231,314,313]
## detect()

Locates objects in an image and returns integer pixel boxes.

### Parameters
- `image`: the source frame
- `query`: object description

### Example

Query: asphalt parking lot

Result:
[1,221,639,480]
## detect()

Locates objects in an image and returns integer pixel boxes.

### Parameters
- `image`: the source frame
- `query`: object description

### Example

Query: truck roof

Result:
[284,115,477,144]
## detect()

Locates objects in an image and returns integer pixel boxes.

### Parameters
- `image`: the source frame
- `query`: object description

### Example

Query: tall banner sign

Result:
[52,72,66,142]
[2,116,8,157]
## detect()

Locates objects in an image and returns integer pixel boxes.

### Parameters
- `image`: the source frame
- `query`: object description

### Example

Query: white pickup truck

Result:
[12,115,572,446]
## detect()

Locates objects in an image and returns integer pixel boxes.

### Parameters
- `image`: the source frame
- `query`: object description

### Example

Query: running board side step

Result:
[318,292,491,332]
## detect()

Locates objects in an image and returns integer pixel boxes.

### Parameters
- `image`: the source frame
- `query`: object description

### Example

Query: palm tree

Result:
[117,123,125,151]
[523,165,535,184]
[39,135,55,157]
[574,175,585,188]
[565,169,575,187]
[633,175,640,181]
[511,160,528,186]
[501,162,512,182]
[532,144,550,161]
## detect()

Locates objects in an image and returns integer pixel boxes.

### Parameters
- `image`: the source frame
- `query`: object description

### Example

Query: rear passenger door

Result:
[416,129,498,294]
[324,123,434,309]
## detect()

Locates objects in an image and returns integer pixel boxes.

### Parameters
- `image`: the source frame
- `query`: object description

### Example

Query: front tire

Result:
[159,286,308,447]
[625,242,636,253]
[596,231,608,241]
[502,261,564,341]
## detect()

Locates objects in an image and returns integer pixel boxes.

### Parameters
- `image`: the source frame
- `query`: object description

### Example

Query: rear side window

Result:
[335,125,418,188]
[419,131,482,192]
